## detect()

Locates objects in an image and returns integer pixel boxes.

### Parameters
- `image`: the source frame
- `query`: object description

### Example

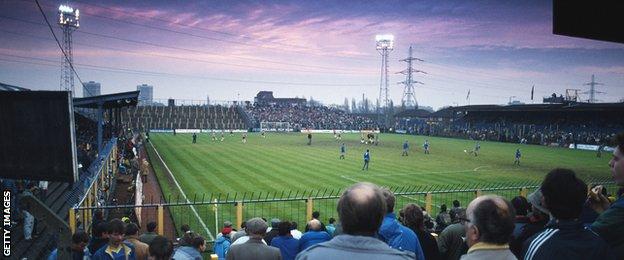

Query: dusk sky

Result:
[1,0,623,109]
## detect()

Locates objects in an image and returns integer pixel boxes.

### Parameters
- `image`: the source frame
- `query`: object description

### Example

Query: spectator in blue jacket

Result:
[92,219,136,260]
[299,219,331,251]
[378,188,425,260]
[174,232,206,260]
[270,221,300,260]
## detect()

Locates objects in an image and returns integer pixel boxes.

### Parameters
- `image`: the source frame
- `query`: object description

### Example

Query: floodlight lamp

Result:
[375,34,394,42]
[375,34,395,50]
[59,5,74,13]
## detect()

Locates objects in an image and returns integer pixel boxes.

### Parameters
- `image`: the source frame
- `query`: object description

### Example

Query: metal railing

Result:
[69,138,119,233]
[71,176,616,243]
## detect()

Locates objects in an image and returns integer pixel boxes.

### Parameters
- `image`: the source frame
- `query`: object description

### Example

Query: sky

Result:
[1,0,623,110]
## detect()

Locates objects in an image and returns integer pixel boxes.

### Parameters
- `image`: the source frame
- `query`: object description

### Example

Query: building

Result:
[83,81,101,97]
[254,91,306,107]
[137,84,153,106]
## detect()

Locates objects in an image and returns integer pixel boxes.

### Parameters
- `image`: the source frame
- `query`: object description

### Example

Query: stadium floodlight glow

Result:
[375,34,395,50]
[59,5,74,13]
[58,4,79,28]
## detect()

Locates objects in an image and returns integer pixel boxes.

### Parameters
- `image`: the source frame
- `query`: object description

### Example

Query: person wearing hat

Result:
[509,189,550,258]
[264,219,281,245]
[214,221,234,260]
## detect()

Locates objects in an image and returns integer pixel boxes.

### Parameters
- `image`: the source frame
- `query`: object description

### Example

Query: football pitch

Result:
[145,132,612,240]
[149,132,610,194]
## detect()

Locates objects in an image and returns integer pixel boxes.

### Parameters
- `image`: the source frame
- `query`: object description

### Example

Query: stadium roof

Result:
[429,102,624,119]
[0,82,30,91]
[394,108,432,118]
[453,102,624,112]
[73,90,140,109]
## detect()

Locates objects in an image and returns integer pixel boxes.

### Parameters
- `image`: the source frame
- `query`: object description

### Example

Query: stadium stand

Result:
[397,103,624,146]
[121,105,248,130]
[246,104,378,130]
[0,86,139,259]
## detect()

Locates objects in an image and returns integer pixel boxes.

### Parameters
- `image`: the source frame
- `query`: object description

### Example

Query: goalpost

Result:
[260,121,292,132]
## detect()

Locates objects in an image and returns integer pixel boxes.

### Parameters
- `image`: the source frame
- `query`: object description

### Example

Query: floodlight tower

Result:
[376,34,394,114]
[398,46,425,109]
[58,4,79,94]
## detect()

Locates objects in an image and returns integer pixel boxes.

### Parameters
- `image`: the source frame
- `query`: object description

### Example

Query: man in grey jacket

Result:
[227,218,281,260]
[462,195,516,260]
[296,182,414,260]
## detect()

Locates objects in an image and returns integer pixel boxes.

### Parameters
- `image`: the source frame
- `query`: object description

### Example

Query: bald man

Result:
[299,219,331,251]
[462,195,516,260]
[296,183,414,260]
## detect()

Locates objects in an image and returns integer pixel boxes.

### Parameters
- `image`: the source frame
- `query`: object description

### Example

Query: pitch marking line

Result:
[339,165,492,183]
[151,142,215,240]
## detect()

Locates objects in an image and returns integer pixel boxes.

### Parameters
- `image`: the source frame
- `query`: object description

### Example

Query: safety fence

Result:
[71,176,616,243]
[68,138,119,234]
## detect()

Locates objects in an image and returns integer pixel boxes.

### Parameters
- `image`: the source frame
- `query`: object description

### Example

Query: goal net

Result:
[260,121,292,132]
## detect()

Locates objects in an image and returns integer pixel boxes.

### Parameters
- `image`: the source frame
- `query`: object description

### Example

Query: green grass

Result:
[147,132,613,240]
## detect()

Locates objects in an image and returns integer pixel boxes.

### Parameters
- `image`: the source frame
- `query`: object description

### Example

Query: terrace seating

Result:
[121,105,248,130]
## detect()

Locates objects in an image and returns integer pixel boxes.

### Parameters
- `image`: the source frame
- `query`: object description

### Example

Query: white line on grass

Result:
[150,142,215,241]
[339,165,492,182]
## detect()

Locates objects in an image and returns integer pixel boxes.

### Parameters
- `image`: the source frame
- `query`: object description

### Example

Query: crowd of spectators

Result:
[37,132,624,260]
[247,105,377,130]
[398,112,622,147]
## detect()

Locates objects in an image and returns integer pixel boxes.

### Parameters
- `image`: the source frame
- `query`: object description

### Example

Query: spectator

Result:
[435,204,451,233]
[271,221,300,260]
[47,231,90,260]
[124,223,149,260]
[92,219,136,260]
[306,211,326,232]
[299,219,331,251]
[449,200,464,222]
[462,195,516,260]
[227,217,281,260]
[290,222,303,239]
[325,218,336,236]
[402,203,440,260]
[296,182,414,259]
[231,221,247,243]
[92,209,105,227]
[88,222,110,255]
[264,218,281,245]
[173,232,206,260]
[21,206,35,241]
[522,168,614,260]
[590,132,624,258]
[378,189,425,259]
[510,189,550,258]
[214,224,233,260]
[511,196,530,237]
[139,221,158,245]
[438,208,468,260]
[177,224,191,245]
[148,236,174,260]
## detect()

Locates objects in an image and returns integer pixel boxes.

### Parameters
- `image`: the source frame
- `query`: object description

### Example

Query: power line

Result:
[0,53,378,87]
[0,28,375,76]
[29,0,378,62]
[2,13,587,92]
[0,15,373,73]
